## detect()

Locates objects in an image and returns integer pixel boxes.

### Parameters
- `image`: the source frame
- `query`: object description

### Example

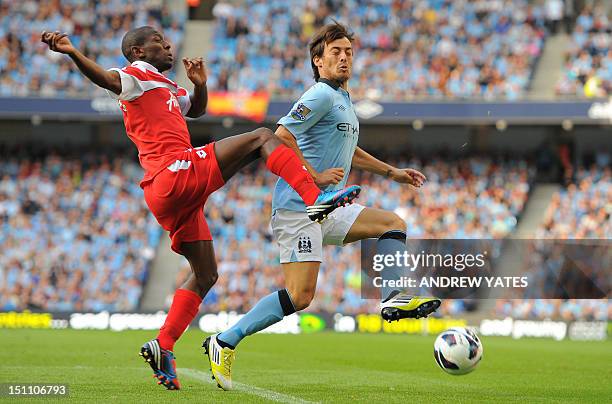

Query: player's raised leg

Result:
[213,127,360,222]
[343,207,441,322]
[141,240,218,390]
[204,261,318,390]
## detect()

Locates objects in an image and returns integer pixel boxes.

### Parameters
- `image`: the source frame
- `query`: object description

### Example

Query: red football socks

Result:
[157,288,202,351]
[266,144,320,205]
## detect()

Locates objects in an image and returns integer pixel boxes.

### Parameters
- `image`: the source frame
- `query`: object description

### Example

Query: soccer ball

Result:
[433,327,483,375]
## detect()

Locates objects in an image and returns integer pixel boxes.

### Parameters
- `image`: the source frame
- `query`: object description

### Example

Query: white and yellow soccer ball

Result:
[433,327,483,375]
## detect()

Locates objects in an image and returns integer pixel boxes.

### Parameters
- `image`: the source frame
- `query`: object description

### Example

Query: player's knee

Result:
[208,270,219,286]
[257,127,283,157]
[382,213,407,234]
[195,268,218,291]
[253,127,274,145]
[289,288,315,311]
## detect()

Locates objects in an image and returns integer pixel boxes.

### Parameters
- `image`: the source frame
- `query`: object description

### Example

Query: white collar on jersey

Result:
[131,60,159,73]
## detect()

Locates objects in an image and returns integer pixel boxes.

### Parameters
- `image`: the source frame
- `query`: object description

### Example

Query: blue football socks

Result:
[217,289,296,349]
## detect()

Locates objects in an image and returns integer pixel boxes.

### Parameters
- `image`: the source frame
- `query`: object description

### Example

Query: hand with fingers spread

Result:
[315,167,345,187]
[183,57,207,86]
[388,167,426,188]
[41,31,75,55]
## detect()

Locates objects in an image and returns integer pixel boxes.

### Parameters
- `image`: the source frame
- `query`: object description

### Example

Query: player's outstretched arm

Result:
[352,146,426,187]
[183,57,207,118]
[41,31,121,95]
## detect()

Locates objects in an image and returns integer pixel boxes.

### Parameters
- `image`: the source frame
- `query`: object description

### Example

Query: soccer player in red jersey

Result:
[41,26,360,390]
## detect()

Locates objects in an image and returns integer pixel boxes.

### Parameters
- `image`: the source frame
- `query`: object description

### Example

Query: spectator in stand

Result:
[539,160,610,239]
[546,0,564,35]
[495,298,610,320]
[563,0,576,33]
[187,0,201,20]
[556,3,611,97]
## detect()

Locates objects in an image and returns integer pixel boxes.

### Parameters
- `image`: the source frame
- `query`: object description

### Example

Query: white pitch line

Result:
[178,367,317,404]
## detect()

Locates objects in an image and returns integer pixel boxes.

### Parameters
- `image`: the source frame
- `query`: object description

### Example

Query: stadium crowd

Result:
[170,155,534,315]
[0,148,161,312]
[556,3,611,98]
[208,0,547,100]
[538,161,611,239]
[3,0,607,101]
[0,0,185,98]
[495,157,611,320]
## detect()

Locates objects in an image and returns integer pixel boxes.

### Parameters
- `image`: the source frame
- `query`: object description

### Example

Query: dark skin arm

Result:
[41,31,121,94]
[43,30,208,117]
[182,57,208,118]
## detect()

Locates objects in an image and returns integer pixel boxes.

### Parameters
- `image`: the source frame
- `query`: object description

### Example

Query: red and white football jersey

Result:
[107,60,193,186]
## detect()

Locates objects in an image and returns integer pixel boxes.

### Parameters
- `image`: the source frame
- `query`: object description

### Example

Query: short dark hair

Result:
[121,26,157,62]
[309,21,354,81]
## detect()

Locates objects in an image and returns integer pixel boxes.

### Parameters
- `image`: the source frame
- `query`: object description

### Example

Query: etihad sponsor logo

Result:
[336,122,359,135]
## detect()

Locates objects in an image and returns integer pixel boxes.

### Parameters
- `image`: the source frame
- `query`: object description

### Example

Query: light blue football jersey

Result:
[272,79,359,213]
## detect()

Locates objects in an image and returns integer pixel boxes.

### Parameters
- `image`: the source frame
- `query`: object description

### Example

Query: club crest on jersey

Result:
[297,235,312,254]
[291,103,311,121]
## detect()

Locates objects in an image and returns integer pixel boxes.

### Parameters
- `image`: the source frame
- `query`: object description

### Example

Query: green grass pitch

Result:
[0,329,610,403]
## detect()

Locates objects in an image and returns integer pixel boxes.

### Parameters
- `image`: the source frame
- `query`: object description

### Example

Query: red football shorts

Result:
[143,143,225,254]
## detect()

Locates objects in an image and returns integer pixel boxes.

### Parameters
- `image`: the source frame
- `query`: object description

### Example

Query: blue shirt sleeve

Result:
[277,85,333,137]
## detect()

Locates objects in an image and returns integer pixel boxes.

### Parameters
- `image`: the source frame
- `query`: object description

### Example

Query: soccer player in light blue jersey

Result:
[205,22,440,390]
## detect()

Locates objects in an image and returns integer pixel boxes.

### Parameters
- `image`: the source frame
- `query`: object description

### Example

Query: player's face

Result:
[140,31,173,72]
[319,37,353,83]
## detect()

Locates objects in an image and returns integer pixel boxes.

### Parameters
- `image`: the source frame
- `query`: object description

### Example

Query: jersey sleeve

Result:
[106,67,145,101]
[176,86,192,116]
[277,86,333,137]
